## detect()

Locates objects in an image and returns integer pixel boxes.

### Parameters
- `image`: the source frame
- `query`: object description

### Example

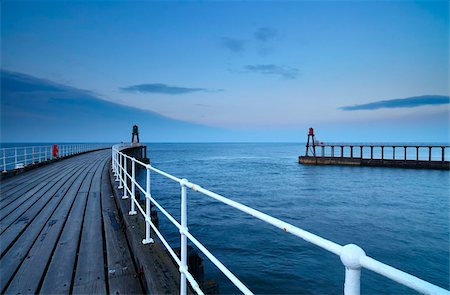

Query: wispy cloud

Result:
[220,27,277,54]
[254,27,277,42]
[220,37,246,53]
[244,64,299,79]
[120,83,222,95]
[340,95,450,111]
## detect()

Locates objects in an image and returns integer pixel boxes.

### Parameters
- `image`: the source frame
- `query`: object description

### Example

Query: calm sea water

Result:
[141,143,449,294]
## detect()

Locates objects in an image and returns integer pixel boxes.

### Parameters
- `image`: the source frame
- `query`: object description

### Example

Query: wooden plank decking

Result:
[0,149,144,294]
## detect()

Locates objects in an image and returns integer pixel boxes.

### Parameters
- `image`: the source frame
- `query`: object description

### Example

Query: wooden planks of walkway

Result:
[0,149,143,294]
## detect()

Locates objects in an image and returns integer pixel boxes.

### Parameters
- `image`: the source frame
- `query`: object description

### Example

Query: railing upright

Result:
[14,147,17,168]
[118,154,124,189]
[3,149,6,172]
[122,156,128,199]
[112,150,116,173]
[129,159,137,215]
[115,153,121,182]
[32,146,35,163]
[143,166,154,244]
[24,147,27,165]
[341,244,365,295]
[115,150,118,174]
[180,179,188,295]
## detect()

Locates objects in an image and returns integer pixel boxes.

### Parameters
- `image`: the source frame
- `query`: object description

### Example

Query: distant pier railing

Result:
[299,143,450,170]
[1,144,110,172]
[112,144,448,295]
[313,144,449,162]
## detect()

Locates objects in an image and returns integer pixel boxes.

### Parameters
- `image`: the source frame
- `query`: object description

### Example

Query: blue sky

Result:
[1,1,449,142]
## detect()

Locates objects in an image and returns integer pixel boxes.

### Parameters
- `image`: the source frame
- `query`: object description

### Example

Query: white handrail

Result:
[111,144,449,295]
[1,144,111,173]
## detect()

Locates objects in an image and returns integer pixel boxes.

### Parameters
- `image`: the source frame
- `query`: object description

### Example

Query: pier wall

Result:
[299,156,450,170]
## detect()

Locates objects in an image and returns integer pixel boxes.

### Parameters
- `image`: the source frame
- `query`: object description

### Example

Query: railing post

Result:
[370,146,373,160]
[113,150,117,173]
[24,148,27,165]
[180,179,188,295]
[129,159,137,215]
[32,146,35,164]
[14,147,17,168]
[112,150,118,176]
[393,146,396,160]
[3,149,6,172]
[442,146,445,162]
[341,146,344,158]
[331,146,334,157]
[350,146,353,159]
[404,146,407,161]
[322,146,325,158]
[416,146,419,161]
[340,244,365,295]
[381,146,384,161]
[122,155,128,199]
[115,153,120,182]
[116,156,126,189]
[360,146,363,159]
[428,147,432,161]
[143,166,154,244]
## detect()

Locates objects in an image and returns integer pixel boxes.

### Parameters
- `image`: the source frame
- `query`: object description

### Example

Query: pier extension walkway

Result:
[0,149,143,294]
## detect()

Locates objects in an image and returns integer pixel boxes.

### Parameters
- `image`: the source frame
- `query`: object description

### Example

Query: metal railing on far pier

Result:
[1,144,110,173]
[311,143,449,162]
[112,144,448,295]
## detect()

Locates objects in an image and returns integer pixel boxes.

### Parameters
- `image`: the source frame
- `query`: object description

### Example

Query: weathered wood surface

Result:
[100,162,143,295]
[0,149,143,294]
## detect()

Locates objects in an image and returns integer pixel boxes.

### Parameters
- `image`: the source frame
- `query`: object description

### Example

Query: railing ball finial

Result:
[180,178,189,187]
[340,244,366,269]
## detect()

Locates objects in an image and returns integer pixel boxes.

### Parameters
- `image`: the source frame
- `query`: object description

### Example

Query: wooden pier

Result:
[0,149,143,294]
[0,147,184,294]
[299,144,450,170]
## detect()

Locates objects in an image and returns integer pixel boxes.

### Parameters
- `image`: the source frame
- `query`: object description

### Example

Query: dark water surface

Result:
[146,143,448,294]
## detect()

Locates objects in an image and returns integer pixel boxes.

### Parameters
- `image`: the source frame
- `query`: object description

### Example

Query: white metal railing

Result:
[111,144,449,295]
[1,144,110,173]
